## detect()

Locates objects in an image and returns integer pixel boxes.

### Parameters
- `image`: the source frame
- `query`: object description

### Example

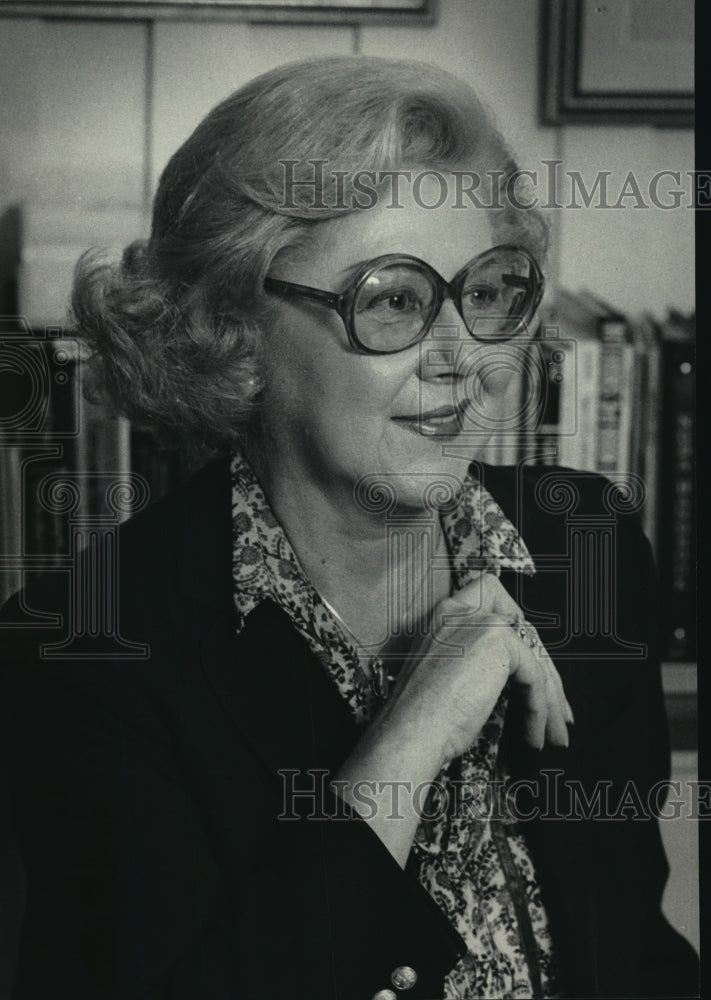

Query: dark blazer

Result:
[0,459,698,999]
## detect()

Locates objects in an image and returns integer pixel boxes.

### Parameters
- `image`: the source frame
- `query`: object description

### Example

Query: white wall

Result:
[0,19,146,210]
[0,0,694,316]
[556,124,694,313]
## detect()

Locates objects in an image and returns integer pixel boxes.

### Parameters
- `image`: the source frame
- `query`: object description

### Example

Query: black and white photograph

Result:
[0,1,700,997]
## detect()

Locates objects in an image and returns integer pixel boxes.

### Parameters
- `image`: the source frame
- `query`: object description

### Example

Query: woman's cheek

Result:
[454,354,518,427]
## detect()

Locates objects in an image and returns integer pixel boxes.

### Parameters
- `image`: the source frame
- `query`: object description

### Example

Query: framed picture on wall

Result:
[541,0,694,126]
[0,0,437,23]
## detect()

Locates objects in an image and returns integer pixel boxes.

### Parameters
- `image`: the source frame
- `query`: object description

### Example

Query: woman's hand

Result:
[387,570,573,767]
[333,571,573,866]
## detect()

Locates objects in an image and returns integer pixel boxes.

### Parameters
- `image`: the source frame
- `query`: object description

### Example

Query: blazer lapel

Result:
[200,601,359,777]
[169,459,359,781]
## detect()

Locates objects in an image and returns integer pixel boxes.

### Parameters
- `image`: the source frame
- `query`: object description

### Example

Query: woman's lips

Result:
[392,403,468,437]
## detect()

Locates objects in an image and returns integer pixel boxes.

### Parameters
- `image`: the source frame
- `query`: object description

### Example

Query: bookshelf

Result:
[0,328,186,606]
[0,294,697,733]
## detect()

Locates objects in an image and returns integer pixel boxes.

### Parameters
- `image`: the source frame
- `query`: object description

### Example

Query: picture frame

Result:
[541,0,694,126]
[0,0,437,23]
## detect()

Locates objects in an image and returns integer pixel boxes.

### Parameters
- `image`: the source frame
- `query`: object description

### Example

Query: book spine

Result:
[0,442,23,605]
[628,327,645,482]
[556,336,579,469]
[596,321,628,475]
[535,338,563,466]
[615,342,635,475]
[20,339,72,575]
[578,339,601,472]
[558,337,600,471]
[658,339,696,661]
[637,319,662,554]
[513,341,541,467]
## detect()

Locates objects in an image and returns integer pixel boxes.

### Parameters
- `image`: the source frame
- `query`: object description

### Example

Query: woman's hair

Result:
[72,55,549,456]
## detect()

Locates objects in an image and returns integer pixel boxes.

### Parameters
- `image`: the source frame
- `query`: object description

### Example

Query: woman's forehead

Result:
[297,190,495,284]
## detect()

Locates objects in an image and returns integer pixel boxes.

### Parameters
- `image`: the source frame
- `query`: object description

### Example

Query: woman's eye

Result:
[385,291,418,312]
[462,283,499,308]
[361,289,422,315]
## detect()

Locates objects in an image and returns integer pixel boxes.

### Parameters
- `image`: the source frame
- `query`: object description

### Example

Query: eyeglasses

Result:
[263,245,544,355]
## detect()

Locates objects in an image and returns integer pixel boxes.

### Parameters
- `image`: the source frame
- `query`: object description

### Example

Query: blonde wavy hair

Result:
[71,55,549,456]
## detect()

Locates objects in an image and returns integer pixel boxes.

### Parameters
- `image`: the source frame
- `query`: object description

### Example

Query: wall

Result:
[0,0,695,316]
[0,0,697,958]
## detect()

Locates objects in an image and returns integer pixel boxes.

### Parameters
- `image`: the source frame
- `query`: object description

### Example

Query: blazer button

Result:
[391,966,418,990]
[371,991,397,1000]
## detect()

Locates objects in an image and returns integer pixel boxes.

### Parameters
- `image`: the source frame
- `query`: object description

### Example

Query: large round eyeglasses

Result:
[263,244,544,355]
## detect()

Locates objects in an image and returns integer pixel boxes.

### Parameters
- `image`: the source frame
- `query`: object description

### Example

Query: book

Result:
[630,312,663,555]
[656,312,695,662]
[0,441,22,606]
[575,290,635,478]
[546,290,602,471]
[534,331,566,467]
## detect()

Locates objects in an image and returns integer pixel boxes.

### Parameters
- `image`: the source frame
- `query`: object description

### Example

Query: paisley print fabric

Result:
[230,452,560,999]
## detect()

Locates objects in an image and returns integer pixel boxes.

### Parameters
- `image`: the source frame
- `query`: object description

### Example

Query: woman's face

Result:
[255,176,537,514]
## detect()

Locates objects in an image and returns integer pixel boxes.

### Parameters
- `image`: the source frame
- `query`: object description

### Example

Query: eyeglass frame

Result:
[263,244,545,356]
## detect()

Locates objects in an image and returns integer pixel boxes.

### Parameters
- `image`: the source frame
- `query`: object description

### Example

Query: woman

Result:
[1,57,698,999]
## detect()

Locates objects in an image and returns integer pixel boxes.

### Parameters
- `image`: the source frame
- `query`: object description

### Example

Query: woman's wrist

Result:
[331,708,448,868]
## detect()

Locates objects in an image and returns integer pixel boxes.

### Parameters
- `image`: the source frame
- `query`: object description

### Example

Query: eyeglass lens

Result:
[353,248,534,352]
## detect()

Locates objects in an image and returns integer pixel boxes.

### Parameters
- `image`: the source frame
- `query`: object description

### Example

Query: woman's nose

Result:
[417,298,478,383]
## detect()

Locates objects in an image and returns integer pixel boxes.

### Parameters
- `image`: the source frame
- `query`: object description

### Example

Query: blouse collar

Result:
[230,451,535,638]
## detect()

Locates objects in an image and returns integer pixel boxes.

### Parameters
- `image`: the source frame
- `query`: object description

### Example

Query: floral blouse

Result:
[230,452,561,999]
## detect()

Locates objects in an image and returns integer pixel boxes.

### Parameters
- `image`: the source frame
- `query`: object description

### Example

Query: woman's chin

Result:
[351,448,477,515]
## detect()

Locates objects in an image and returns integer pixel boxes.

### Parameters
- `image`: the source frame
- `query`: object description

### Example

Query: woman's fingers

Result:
[506,636,548,749]
[542,654,575,725]
[435,575,574,752]
[524,669,549,750]
[506,630,570,749]
[543,670,570,748]
[533,638,573,733]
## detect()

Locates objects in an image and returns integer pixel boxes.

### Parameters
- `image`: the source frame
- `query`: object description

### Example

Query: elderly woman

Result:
[1,57,697,1000]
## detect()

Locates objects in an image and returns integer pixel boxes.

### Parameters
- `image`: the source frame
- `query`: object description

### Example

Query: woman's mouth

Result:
[392,402,468,437]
